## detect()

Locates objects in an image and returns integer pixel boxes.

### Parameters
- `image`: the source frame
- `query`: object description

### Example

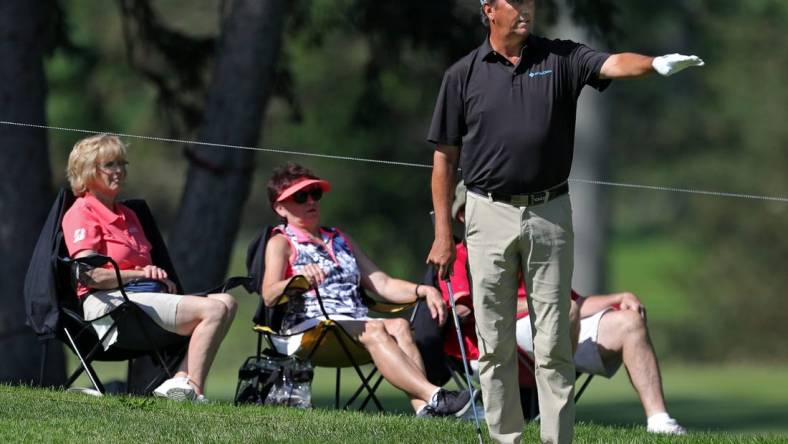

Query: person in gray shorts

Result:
[515,291,686,435]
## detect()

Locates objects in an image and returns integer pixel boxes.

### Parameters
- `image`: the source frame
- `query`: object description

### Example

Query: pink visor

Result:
[275,178,332,202]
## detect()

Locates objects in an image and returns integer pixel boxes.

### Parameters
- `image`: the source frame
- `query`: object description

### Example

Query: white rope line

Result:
[3,120,788,203]
[0,120,431,169]
[569,178,788,203]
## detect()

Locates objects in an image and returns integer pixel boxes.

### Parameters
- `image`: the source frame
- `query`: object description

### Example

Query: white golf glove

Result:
[652,53,705,76]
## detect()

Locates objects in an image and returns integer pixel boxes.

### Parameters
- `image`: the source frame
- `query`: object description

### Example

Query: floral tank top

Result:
[275,224,367,330]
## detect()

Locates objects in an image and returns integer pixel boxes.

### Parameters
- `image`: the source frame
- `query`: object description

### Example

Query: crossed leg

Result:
[595,309,668,417]
[343,318,438,412]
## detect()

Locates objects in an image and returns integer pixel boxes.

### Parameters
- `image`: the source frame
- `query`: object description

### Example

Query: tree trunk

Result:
[0,0,65,385]
[555,5,611,295]
[168,0,287,291]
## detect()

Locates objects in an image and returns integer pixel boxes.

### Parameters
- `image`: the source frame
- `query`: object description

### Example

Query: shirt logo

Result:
[528,69,553,78]
[73,228,86,243]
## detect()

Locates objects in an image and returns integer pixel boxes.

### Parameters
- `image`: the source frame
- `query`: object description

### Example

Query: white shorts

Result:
[83,290,184,349]
[515,308,622,378]
[273,315,371,355]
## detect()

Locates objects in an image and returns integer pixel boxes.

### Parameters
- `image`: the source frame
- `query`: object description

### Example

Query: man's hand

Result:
[618,292,646,319]
[652,54,704,76]
[427,235,456,280]
[421,286,448,326]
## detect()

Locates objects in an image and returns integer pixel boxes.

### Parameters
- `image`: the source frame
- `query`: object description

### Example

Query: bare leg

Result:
[382,318,431,411]
[569,299,580,354]
[595,310,668,417]
[383,318,426,373]
[353,320,438,411]
[173,293,237,395]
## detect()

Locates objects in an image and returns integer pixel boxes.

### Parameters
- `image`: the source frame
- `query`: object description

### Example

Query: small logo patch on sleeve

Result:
[73,228,86,243]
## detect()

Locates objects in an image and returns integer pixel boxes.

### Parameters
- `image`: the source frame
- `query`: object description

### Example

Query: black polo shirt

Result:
[427,35,611,194]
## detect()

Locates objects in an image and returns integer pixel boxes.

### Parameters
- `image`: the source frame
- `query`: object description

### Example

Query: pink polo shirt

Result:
[62,193,153,298]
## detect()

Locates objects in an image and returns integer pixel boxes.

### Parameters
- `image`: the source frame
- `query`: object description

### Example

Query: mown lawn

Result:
[56,233,788,441]
[62,361,788,438]
[1,385,784,443]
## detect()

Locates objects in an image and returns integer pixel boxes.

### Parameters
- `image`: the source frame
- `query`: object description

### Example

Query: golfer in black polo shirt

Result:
[426,1,703,443]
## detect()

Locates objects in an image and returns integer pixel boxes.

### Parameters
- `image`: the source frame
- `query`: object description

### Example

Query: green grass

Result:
[62,233,788,438]
[1,385,785,443]
[64,360,788,436]
[608,235,700,320]
[577,364,788,434]
[56,231,788,441]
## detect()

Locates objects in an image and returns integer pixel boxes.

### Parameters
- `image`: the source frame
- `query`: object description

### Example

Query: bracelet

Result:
[414,284,422,300]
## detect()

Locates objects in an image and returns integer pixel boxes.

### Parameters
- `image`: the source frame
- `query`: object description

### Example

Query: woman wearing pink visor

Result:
[261,162,478,417]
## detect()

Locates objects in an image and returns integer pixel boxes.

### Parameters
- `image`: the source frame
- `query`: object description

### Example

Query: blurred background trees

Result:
[2,0,786,385]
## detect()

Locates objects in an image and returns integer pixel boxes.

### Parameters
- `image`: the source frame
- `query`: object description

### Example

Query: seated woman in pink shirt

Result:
[62,133,236,402]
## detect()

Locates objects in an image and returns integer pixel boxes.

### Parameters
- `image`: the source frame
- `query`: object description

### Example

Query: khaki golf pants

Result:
[465,191,575,444]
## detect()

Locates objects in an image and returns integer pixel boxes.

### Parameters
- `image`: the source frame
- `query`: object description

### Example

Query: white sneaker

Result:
[647,417,687,435]
[153,376,196,401]
[194,394,210,404]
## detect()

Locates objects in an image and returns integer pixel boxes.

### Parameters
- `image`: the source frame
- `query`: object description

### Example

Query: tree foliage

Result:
[608,1,788,360]
[9,0,786,365]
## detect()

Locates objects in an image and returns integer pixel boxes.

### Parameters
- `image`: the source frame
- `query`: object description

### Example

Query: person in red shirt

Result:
[62,134,237,402]
[436,181,685,435]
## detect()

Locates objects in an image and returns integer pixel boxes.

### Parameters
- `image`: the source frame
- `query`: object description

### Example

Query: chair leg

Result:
[574,373,594,403]
[127,360,134,394]
[451,370,466,389]
[39,340,49,386]
[358,374,386,411]
[125,304,175,378]
[335,368,341,410]
[139,343,189,395]
[332,330,384,411]
[346,367,378,407]
[63,327,105,394]
[531,374,593,423]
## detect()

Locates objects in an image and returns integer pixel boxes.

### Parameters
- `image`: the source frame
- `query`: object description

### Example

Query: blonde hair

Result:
[66,134,128,197]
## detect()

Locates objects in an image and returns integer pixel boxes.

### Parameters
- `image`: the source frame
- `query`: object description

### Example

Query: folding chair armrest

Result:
[61,306,88,324]
[272,275,312,305]
[71,254,115,269]
[362,294,414,314]
[194,275,255,295]
[64,254,129,302]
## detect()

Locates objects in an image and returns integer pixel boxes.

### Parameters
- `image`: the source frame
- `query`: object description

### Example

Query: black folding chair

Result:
[25,188,248,395]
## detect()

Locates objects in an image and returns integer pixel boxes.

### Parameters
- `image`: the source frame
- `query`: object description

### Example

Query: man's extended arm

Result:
[427,145,460,279]
[600,52,704,79]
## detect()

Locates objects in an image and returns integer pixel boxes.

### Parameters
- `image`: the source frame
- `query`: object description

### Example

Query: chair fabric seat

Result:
[254,321,372,368]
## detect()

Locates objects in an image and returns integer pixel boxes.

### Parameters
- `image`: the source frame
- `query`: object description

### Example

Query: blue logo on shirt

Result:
[529,69,553,78]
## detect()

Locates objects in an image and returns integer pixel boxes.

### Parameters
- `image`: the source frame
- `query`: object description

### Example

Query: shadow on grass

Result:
[310,392,414,415]
[577,398,788,433]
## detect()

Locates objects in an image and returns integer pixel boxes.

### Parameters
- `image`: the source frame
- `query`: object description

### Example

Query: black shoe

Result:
[425,388,479,417]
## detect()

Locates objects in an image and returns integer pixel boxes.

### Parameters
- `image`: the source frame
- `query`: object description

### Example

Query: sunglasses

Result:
[291,187,323,204]
[99,160,129,172]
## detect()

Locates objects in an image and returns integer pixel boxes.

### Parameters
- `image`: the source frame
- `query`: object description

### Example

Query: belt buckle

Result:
[510,194,529,206]
[531,190,549,205]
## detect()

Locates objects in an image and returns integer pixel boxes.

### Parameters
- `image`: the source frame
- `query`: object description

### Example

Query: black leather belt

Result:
[468,182,569,206]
